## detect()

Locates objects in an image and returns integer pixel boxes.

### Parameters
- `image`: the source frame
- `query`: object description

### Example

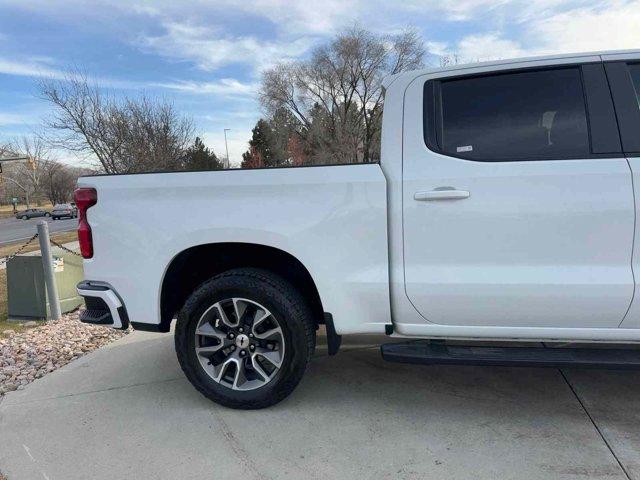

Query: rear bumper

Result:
[76,281,130,330]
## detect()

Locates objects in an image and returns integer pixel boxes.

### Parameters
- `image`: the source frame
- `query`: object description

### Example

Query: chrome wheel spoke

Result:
[195,322,225,341]
[255,346,283,368]
[212,357,236,382]
[254,325,283,341]
[233,299,248,326]
[196,344,225,356]
[232,358,249,389]
[251,355,271,381]
[251,311,271,331]
[194,297,286,392]
[215,302,237,328]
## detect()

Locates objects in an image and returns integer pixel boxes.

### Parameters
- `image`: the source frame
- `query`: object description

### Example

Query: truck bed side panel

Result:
[78,164,390,334]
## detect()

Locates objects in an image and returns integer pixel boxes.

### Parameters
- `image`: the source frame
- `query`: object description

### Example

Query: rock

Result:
[23,321,39,328]
[0,310,128,396]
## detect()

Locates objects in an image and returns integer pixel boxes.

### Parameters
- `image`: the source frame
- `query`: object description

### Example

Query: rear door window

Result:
[434,67,591,161]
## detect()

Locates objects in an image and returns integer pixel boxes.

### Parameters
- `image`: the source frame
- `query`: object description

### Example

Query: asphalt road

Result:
[0,216,77,246]
[2,330,640,479]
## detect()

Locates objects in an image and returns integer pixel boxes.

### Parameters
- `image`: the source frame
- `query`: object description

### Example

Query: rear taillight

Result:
[74,188,97,259]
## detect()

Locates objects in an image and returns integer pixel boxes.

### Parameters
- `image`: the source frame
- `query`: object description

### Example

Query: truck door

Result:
[402,62,635,328]
[606,57,640,329]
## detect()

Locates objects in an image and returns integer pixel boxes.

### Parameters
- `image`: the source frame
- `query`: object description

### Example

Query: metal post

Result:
[37,220,61,320]
[224,128,231,169]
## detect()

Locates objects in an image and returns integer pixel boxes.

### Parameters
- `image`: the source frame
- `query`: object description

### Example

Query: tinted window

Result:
[629,63,640,109]
[436,68,590,160]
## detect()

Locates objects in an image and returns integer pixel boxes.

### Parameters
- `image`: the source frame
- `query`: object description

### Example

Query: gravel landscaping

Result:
[0,310,127,396]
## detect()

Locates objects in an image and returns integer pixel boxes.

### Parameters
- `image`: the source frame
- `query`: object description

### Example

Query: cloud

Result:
[0,112,35,127]
[435,1,640,63]
[140,20,314,74]
[400,0,510,21]
[223,0,361,35]
[527,1,640,54]
[151,78,259,97]
[454,33,530,62]
[0,57,66,79]
[425,41,450,58]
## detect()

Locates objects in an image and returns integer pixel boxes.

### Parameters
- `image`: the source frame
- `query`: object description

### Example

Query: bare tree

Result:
[42,161,79,205]
[39,73,195,173]
[260,27,425,164]
[439,53,461,68]
[11,136,52,204]
[0,136,53,206]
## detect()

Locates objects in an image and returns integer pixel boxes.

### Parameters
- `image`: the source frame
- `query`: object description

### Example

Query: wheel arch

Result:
[158,242,325,333]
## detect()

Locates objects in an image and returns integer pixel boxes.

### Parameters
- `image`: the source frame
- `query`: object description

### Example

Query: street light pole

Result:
[223,129,231,169]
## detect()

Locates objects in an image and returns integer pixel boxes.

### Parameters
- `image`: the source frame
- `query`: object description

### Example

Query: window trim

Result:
[423,62,625,162]
[605,61,640,154]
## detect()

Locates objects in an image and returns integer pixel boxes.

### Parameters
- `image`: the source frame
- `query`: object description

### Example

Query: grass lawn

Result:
[0,230,78,333]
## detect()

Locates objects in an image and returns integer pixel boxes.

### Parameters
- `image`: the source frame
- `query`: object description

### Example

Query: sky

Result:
[0,0,639,167]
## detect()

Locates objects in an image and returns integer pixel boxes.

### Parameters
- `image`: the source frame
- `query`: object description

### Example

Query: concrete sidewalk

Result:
[1,331,640,480]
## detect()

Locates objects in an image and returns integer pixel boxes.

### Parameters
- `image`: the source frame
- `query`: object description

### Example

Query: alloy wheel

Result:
[194,298,285,391]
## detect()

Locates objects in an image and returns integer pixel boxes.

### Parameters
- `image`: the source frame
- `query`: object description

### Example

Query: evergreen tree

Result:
[241,119,277,168]
[180,137,223,171]
[270,107,302,164]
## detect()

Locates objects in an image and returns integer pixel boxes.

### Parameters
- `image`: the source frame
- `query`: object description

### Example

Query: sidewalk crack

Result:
[1,377,184,406]
[559,369,632,480]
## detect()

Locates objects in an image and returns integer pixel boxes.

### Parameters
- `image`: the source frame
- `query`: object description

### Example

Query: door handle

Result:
[414,188,470,201]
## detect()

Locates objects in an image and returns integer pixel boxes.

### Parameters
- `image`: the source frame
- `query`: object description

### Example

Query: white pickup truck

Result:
[76,50,640,409]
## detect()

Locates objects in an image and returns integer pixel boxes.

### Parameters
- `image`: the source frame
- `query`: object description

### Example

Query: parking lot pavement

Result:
[1,331,638,480]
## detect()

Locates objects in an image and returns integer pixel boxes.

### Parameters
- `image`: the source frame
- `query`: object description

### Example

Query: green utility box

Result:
[6,252,84,321]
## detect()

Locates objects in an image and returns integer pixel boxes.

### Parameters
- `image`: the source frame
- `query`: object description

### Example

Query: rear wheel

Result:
[21,215,27,220]
[175,268,316,409]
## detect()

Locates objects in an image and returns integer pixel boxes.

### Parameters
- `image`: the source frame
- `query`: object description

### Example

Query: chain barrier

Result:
[49,239,82,257]
[0,233,39,266]
[1,232,81,266]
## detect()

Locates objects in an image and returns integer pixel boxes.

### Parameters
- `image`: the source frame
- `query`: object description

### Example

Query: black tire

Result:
[44,213,50,217]
[21,216,27,220]
[52,217,57,221]
[175,268,316,409]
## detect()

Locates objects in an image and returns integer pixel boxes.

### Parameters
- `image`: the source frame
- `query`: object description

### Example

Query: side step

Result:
[381,341,640,369]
